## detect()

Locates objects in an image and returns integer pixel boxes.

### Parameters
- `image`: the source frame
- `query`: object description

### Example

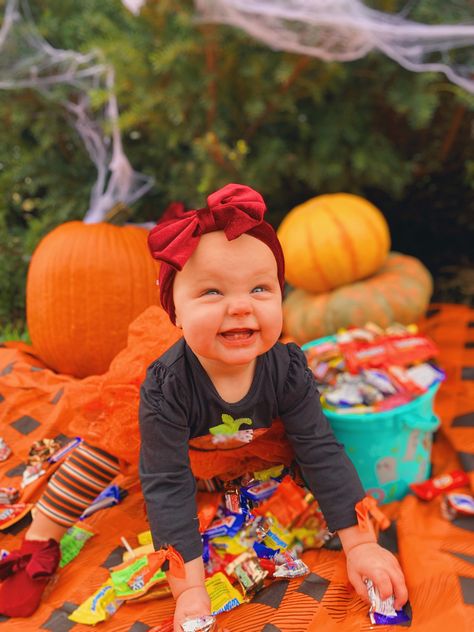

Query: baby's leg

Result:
[0,442,120,618]
[33,442,120,532]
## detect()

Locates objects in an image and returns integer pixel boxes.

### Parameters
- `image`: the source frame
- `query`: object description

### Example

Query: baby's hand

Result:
[173,585,211,632]
[345,542,408,610]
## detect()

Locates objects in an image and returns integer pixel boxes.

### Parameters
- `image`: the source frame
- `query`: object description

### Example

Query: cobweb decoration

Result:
[0,0,154,223]
[194,0,474,93]
[122,0,145,15]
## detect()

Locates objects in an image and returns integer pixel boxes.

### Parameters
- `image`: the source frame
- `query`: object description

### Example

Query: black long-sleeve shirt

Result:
[139,339,365,562]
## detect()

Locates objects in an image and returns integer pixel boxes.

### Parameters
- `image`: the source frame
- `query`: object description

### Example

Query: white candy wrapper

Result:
[181,615,217,632]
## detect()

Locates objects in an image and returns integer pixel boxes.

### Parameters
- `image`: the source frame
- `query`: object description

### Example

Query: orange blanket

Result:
[0,304,472,631]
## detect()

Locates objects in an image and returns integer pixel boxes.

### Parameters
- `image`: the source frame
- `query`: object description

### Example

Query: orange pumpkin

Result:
[277,193,391,292]
[282,252,433,345]
[26,221,158,377]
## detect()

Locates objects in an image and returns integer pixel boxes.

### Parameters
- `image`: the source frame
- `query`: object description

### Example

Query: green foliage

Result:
[1,0,473,330]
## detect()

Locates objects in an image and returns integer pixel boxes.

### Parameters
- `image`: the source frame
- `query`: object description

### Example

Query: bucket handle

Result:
[403,413,440,432]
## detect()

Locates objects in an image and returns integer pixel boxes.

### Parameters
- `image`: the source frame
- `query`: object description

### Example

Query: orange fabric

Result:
[0,304,472,631]
[189,420,295,480]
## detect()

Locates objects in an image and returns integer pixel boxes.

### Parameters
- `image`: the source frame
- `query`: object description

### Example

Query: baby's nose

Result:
[228,297,252,316]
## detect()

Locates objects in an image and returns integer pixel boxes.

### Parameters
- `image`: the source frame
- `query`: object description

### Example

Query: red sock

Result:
[0,539,60,617]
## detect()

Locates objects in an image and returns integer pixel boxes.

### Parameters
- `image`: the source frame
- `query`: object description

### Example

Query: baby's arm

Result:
[339,525,407,609]
[139,364,210,631]
[167,557,210,632]
[278,344,408,608]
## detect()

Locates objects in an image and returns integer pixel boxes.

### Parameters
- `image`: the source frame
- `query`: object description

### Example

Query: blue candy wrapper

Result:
[80,484,122,520]
[204,513,245,539]
[253,541,280,559]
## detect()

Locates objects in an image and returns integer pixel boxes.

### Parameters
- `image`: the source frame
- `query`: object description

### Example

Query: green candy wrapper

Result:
[60,523,95,568]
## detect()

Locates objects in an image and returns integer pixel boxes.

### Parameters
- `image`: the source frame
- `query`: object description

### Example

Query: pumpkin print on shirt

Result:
[189,413,269,451]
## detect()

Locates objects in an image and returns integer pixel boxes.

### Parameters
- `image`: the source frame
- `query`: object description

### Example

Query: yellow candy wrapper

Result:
[211,535,247,556]
[137,529,153,546]
[205,572,244,614]
[263,514,294,549]
[122,542,155,562]
[68,579,121,625]
[253,465,284,481]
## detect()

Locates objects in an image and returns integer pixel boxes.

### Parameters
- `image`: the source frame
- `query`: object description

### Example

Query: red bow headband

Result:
[148,183,285,324]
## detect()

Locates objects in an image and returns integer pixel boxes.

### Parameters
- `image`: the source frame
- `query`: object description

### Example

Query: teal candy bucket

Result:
[302,336,441,504]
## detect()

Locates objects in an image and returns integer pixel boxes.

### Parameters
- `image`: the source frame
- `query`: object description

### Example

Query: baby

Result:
[140,183,407,631]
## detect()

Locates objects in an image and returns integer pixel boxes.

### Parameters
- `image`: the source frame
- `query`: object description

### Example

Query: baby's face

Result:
[173,231,283,371]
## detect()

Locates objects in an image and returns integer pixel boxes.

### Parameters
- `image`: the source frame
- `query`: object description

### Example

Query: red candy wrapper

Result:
[410,470,470,501]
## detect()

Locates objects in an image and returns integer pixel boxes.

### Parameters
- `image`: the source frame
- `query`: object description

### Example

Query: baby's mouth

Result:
[219,329,255,340]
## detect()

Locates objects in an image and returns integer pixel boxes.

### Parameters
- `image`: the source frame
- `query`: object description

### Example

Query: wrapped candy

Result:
[205,571,244,613]
[410,470,470,501]
[225,551,267,596]
[365,579,411,625]
[68,579,122,625]
[181,616,217,632]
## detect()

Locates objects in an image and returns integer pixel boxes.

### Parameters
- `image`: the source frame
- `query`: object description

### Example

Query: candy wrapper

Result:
[68,579,122,625]
[48,437,82,463]
[206,571,244,614]
[28,438,60,465]
[410,470,470,501]
[182,616,217,632]
[0,486,19,505]
[109,553,167,600]
[252,476,308,527]
[441,492,474,520]
[0,438,12,462]
[59,523,95,568]
[273,551,309,579]
[366,579,411,625]
[21,462,45,488]
[80,484,122,519]
[225,551,267,596]
[0,502,33,530]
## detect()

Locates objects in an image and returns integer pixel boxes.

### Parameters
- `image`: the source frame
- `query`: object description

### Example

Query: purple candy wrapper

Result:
[370,609,411,625]
[366,579,411,626]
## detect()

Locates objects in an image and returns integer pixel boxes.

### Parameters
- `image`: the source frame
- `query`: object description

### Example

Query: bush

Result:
[1,0,473,331]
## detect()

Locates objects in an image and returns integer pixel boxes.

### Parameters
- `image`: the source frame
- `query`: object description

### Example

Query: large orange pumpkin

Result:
[277,193,391,292]
[26,221,159,377]
[282,252,433,345]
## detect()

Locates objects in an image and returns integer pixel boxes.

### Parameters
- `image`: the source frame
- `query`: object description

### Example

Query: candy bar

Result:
[366,579,411,625]
[205,571,244,614]
[0,486,19,505]
[182,615,217,632]
[441,492,474,520]
[68,579,122,625]
[410,470,470,501]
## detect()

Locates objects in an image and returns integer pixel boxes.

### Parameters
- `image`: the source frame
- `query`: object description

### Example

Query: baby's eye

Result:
[203,288,221,296]
[251,286,266,293]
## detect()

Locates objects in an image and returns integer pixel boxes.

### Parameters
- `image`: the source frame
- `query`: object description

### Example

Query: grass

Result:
[0,323,31,344]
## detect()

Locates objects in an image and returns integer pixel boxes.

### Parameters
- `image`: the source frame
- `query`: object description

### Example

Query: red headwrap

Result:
[148,183,285,324]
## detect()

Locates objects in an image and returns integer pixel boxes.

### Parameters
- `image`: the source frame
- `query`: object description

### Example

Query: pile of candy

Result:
[68,471,330,626]
[304,323,445,414]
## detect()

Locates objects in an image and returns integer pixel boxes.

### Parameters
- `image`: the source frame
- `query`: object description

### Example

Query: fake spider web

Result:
[193,0,474,93]
[0,0,154,223]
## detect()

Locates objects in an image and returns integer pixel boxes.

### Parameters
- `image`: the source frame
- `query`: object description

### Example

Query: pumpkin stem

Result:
[105,202,131,226]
